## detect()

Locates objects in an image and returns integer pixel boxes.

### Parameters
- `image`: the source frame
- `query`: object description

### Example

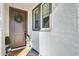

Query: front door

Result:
[9,7,27,48]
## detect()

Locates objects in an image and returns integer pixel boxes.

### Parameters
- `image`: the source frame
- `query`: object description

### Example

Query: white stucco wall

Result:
[76,4,79,56]
[39,3,78,56]
[31,4,39,52]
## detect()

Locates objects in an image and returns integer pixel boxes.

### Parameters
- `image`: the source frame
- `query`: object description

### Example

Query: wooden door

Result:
[9,7,27,48]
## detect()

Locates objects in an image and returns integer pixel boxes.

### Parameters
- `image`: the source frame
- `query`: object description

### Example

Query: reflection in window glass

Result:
[35,8,39,28]
[42,3,50,28]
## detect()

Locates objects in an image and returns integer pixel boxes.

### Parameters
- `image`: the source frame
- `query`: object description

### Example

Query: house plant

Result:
[5,36,11,55]
[26,34,32,47]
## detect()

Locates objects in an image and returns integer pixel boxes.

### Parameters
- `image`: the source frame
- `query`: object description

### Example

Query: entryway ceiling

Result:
[8,3,38,9]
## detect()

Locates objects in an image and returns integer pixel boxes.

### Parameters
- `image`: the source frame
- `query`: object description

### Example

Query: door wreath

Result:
[15,14,23,23]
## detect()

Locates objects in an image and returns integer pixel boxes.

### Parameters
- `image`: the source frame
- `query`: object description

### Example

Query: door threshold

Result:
[11,46,26,51]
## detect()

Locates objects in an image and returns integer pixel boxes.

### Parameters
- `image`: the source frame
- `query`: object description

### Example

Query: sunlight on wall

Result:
[0,3,6,56]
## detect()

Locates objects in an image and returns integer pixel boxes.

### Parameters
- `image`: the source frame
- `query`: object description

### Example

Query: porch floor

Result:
[8,46,31,56]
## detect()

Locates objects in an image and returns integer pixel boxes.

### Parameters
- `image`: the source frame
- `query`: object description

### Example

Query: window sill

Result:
[40,28,51,32]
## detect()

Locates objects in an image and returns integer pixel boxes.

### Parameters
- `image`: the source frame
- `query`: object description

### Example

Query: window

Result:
[32,3,52,31]
[32,4,41,31]
[41,3,52,31]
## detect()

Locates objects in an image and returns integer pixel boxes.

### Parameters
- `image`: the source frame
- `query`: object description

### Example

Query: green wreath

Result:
[15,14,23,23]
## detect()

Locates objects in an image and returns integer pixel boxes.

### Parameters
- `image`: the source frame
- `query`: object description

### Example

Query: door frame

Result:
[9,7,28,49]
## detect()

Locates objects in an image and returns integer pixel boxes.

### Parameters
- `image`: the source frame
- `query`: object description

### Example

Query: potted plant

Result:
[26,34,32,47]
[5,36,11,55]
[26,34,31,41]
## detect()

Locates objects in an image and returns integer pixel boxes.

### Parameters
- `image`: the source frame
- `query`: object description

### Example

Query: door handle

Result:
[24,32,26,35]
[24,32,26,39]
